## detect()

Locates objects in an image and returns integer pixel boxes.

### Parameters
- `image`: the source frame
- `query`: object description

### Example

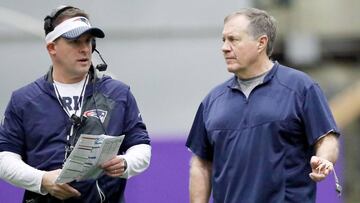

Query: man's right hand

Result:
[41,169,81,200]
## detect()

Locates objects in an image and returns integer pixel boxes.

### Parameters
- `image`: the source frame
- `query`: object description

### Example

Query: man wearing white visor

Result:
[0,5,151,203]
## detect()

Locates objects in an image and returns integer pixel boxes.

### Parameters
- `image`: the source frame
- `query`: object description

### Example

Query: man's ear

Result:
[257,35,268,53]
[46,42,56,55]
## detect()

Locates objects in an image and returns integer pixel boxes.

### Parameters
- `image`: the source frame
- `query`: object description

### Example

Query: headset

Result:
[92,39,108,71]
[44,7,109,201]
[45,5,109,143]
[44,5,107,71]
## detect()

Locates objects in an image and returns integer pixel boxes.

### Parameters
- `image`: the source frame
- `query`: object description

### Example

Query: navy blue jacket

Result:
[0,68,151,203]
[186,62,339,203]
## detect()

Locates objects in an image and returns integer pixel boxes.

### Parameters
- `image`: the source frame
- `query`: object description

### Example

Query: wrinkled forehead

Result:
[222,15,250,36]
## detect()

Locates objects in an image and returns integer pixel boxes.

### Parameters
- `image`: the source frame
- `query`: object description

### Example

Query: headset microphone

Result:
[93,48,108,71]
[70,114,85,127]
[70,114,80,126]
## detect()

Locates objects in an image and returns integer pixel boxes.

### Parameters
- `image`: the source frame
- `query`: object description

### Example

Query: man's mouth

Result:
[78,58,88,62]
[225,57,236,62]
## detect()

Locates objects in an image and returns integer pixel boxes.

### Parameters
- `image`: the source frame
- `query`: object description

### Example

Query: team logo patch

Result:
[83,109,108,123]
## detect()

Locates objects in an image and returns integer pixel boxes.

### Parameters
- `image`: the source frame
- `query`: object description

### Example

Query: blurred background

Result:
[0,0,359,202]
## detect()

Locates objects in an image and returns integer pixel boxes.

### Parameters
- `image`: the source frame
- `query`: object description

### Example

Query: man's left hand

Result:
[101,156,127,177]
[309,156,333,182]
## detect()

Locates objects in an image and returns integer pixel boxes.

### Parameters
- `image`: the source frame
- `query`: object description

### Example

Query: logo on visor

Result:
[83,109,107,123]
[73,17,90,26]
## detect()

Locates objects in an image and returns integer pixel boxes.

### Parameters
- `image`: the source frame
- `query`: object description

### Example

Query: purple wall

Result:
[0,138,343,203]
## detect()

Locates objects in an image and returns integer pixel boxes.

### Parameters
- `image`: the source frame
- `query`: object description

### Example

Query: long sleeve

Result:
[118,144,151,179]
[0,151,47,194]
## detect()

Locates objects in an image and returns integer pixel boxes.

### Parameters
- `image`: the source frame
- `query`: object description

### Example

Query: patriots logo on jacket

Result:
[83,109,107,123]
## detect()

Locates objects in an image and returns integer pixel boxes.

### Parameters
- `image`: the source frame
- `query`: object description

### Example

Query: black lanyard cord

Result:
[53,74,89,163]
[53,74,89,118]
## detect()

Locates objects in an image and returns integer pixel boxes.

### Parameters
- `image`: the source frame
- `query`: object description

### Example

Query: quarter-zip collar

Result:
[227,61,279,90]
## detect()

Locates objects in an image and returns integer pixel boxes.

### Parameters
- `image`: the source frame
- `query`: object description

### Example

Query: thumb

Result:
[310,156,320,168]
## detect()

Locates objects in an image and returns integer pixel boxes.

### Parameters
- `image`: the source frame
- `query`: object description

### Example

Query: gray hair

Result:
[224,8,277,57]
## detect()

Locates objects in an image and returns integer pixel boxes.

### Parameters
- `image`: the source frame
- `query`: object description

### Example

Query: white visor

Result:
[45,16,104,44]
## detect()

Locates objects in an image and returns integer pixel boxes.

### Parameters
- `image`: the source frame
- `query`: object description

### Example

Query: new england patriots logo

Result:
[83,109,108,123]
[74,17,91,26]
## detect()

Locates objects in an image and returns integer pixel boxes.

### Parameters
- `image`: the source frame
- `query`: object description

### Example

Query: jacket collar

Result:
[227,61,279,90]
[38,66,98,97]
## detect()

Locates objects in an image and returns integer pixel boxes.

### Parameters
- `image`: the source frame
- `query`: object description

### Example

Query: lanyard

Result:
[53,74,89,163]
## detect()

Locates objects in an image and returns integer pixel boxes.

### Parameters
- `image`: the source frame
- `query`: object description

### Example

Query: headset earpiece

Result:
[44,5,76,35]
[43,16,53,35]
[91,38,96,53]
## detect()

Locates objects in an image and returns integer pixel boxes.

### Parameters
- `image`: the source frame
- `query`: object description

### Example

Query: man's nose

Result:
[79,42,91,53]
[221,40,231,52]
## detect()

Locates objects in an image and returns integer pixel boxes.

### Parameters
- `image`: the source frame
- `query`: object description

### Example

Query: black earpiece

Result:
[91,38,96,53]
[44,5,75,35]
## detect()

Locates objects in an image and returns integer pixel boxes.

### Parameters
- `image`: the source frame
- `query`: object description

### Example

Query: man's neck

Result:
[236,57,273,80]
[52,67,87,84]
